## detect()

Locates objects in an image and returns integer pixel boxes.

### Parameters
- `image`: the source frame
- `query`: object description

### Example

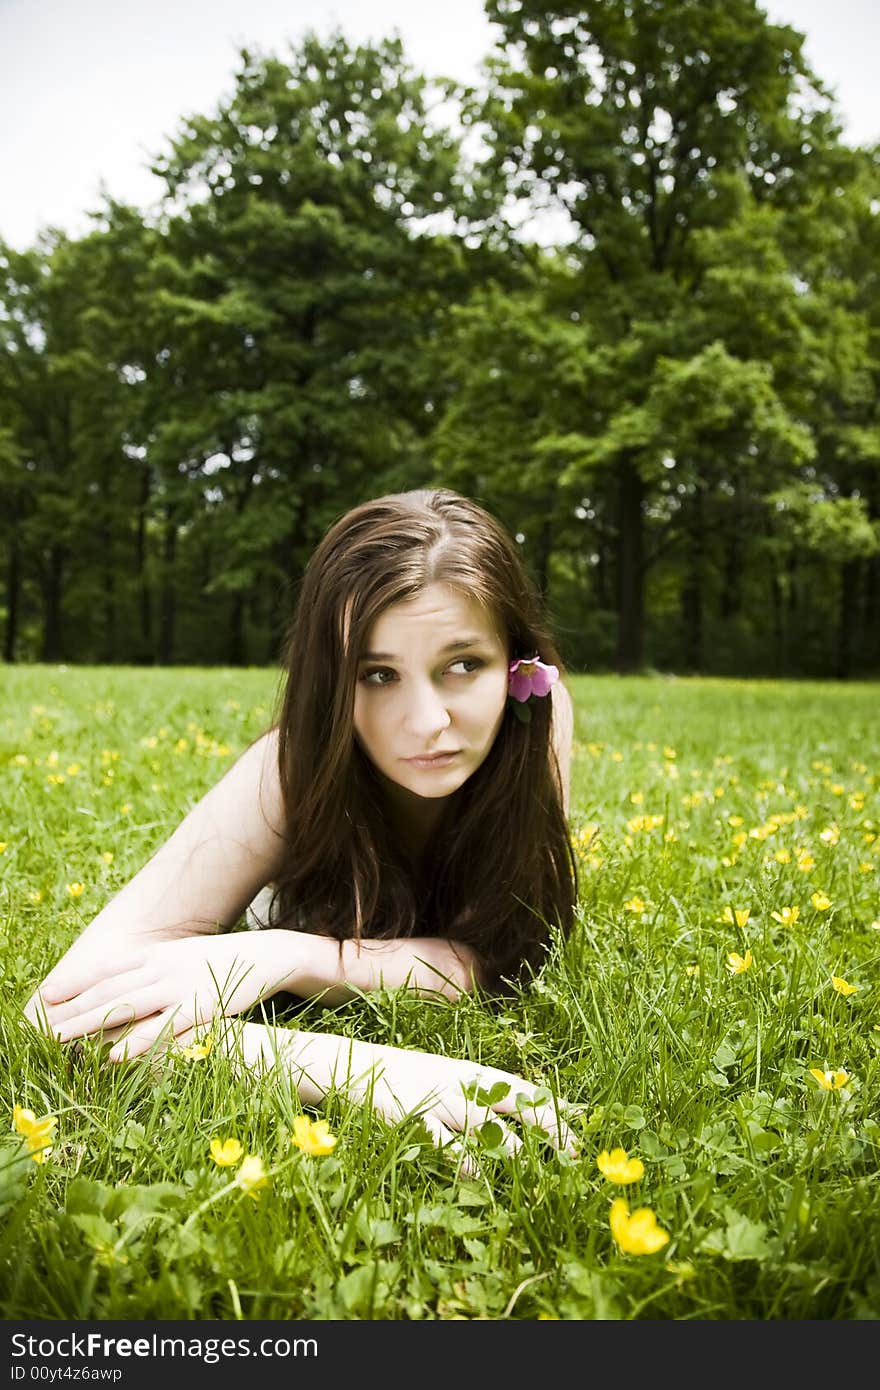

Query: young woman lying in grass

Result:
[24,487,578,1160]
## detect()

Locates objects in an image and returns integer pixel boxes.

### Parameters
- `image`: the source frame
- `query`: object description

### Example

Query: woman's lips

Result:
[405,751,460,768]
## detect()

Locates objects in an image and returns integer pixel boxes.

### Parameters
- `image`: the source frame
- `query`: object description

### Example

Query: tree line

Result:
[2,0,878,677]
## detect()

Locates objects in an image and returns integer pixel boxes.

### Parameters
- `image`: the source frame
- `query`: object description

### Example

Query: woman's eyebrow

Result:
[359,637,486,661]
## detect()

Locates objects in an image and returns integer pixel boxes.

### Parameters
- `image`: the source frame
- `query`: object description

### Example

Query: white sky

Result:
[1,0,878,250]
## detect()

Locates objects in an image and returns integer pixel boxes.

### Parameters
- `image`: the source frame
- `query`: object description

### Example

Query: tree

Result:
[474,0,846,670]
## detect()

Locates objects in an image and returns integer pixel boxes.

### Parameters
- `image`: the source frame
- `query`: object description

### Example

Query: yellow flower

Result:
[180,1033,213,1060]
[623,896,647,915]
[811,892,832,912]
[597,1147,644,1185]
[771,905,800,927]
[291,1115,338,1157]
[726,949,753,976]
[66,883,84,898]
[101,851,114,865]
[819,825,840,845]
[13,1104,58,1164]
[727,815,744,828]
[831,976,859,997]
[209,1137,243,1167]
[28,890,43,904]
[609,1198,670,1255]
[235,1154,269,1199]
[774,848,791,864]
[685,964,701,978]
[720,906,750,928]
[0,842,7,854]
[809,1068,850,1091]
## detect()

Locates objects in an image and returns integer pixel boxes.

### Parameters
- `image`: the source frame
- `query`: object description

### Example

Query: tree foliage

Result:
[1,11,878,675]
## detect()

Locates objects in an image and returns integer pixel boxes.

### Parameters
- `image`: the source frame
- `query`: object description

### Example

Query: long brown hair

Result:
[267,488,577,990]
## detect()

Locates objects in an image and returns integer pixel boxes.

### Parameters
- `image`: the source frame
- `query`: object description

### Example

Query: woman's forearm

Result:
[221,1022,579,1166]
[264,930,481,1005]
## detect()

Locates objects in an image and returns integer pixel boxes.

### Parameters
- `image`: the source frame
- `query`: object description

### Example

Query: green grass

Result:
[2,666,879,1319]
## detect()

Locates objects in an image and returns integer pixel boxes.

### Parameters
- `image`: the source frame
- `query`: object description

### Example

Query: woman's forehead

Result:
[366,585,503,646]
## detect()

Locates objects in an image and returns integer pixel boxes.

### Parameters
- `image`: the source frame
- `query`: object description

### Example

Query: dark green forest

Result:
[2,0,878,677]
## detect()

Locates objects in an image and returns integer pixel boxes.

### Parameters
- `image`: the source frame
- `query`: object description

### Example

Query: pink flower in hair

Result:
[508,656,559,703]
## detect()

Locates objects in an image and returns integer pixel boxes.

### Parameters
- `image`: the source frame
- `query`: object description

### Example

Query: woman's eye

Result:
[360,658,484,686]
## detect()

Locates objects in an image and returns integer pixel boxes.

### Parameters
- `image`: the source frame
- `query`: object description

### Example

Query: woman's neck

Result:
[377,777,452,864]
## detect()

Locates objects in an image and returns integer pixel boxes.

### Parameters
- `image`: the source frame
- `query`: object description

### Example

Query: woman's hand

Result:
[232,1023,580,1169]
[27,932,303,1058]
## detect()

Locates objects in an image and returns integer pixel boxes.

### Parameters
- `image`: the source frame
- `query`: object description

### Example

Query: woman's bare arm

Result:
[24,729,287,1019]
[31,928,482,1057]
[228,1021,579,1168]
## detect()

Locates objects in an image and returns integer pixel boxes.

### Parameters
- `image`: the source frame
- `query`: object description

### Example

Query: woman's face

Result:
[353,583,509,806]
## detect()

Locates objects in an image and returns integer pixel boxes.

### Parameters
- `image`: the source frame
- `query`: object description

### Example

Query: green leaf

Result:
[700,1207,775,1262]
[69,1213,119,1249]
[463,1080,511,1106]
[476,1120,506,1151]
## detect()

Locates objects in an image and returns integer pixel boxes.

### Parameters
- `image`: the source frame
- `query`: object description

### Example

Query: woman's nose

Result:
[403,683,451,737]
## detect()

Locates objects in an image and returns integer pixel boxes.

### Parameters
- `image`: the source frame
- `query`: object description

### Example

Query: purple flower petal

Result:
[507,656,559,702]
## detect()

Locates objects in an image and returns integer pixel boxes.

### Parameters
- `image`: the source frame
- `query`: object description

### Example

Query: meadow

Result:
[1,665,878,1320]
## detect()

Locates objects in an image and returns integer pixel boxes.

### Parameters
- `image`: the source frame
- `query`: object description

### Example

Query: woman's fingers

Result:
[41,966,149,1026]
[40,954,149,1006]
[106,1009,185,1062]
[52,982,174,1041]
[463,1068,579,1156]
[497,1088,578,1155]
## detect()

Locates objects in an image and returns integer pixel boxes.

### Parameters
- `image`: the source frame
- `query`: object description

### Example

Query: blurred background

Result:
[1,0,878,677]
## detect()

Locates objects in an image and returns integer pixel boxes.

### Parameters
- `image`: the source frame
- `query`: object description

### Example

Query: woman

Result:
[24,488,578,1156]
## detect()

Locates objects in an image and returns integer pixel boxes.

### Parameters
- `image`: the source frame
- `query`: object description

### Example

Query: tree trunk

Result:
[158,507,177,665]
[101,524,117,663]
[3,534,20,663]
[680,487,705,672]
[770,568,784,675]
[614,456,644,673]
[229,592,246,666]
[136,467,153,660]
[864,478,879,671]
[40,544,65,661]
[719,528,742,620]
[866,551,879,671]
[835,557,858,680]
